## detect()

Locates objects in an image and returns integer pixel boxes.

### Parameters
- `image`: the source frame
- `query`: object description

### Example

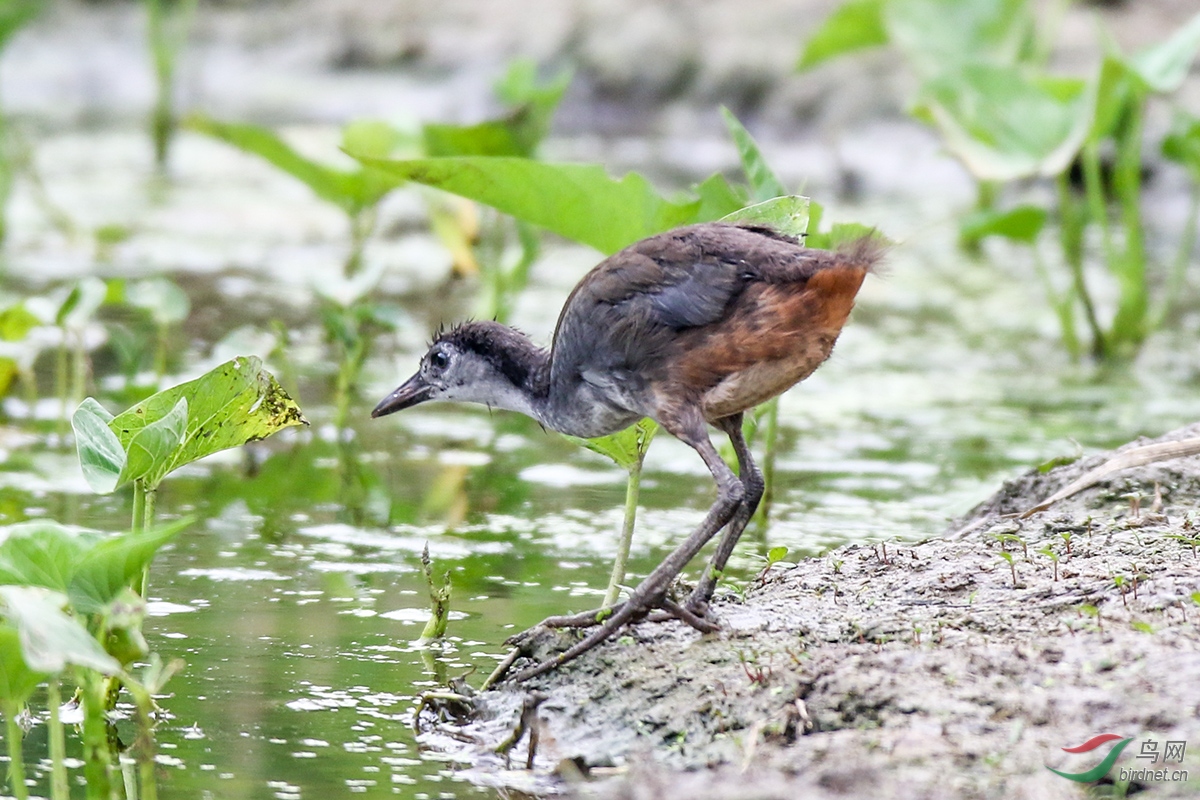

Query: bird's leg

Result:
[509,412,744,682]
[684,413,765,614]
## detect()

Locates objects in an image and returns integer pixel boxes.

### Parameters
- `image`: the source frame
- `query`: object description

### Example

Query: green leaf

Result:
[0,357,16,399]
[1128,11,1200,94]
[0,624,45,704]
[767,546,789,565]
[885,0,1035,80]
[959,204,1047,245]
[573,418,659,472]
[72,398,126,494]
[0,521,102,592]
[0,302,38,342]
[422,117,535,158]
[340,120,404,160]
[915,65,1093,180]
[118,397,188,487]
[797,0,888,71]
[1163,111,1200,184]
[806,222,883,250]
[0,0,40,51]
[693,173,749,224]
[68,520,190,614]
[720,196,810,238]
[352,156,743,255]
[720,107,788,201]
[125,277,191,326]
[55,277,107,330]
[423,62,570,159]
[186,115,385,216]
[101,355,307,491]
[0,586,121,675]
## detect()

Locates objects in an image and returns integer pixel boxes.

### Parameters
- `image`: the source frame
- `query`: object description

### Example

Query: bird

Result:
[372,221,883,681]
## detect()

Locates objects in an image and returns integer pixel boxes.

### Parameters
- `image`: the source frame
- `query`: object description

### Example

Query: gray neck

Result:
[470,331,640,439]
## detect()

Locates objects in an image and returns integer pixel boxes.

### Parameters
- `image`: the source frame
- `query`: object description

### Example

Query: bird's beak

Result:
[371,374,432,418]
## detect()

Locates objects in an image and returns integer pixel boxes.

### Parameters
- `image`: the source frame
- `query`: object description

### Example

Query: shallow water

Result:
[2,120,1200,798]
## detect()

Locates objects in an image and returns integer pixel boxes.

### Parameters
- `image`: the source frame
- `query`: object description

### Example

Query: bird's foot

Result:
[505,591,717,650]
[492,593,720,685]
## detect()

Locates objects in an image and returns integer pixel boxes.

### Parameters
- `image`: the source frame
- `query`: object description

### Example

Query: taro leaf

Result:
[75,356,307,494]
[797,0,888,71]
[915,65,1092,181]
[884,0,1035,80]
[721,197,810,239]
[959,204,1048,245]
[0,586,120,675]
[573,418,659,473]
[721,107,788,202]
[0,625,45,705]
[352,156,744,255]
[72,398,126,494]
[118,397,188,488]
[1128,11,1200,94]
[0,521,102,592]
[0,302,37,342]
[125,277,190,326]
[1163,112,1200,184]
[186,115,388,216]
[68,520,190,614]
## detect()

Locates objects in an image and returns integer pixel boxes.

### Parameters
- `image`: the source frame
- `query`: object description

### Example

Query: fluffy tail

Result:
[833,229,889,274]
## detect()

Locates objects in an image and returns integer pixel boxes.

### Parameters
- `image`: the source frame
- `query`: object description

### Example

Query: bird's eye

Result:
[430,351,449,370]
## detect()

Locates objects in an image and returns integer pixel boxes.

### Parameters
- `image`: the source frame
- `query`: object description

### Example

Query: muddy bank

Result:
[417,423,1200,798]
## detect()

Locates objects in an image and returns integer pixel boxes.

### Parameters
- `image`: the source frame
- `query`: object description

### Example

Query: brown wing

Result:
[549,222,881,418]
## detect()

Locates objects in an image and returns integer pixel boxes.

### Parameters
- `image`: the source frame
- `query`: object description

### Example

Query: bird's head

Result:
[371,321,543,418]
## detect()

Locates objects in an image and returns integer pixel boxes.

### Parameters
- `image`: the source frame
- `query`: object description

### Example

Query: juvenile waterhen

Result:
[373,221,884,681]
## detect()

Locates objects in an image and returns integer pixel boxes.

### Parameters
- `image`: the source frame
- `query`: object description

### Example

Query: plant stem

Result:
[1081,142,1116,268]
[132,480,146,535]
[417,544,450,641]
[145,0,197,170]
[47,679,69,800]
[1055,174,1106,357]
[71,330,88,409]
[154,323,168,380]
[123,676,158,800]
[143,487,157,530]
[56,332,70,433]
[344,207,376,277]
[3,700,29,800]
[138,486,157,597]
[604,459,643,608]
[1108,98,1148,354]
[81,673,114,800]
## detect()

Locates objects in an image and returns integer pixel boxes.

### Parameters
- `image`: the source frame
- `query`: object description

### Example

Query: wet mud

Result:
[418,423,1200,798]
